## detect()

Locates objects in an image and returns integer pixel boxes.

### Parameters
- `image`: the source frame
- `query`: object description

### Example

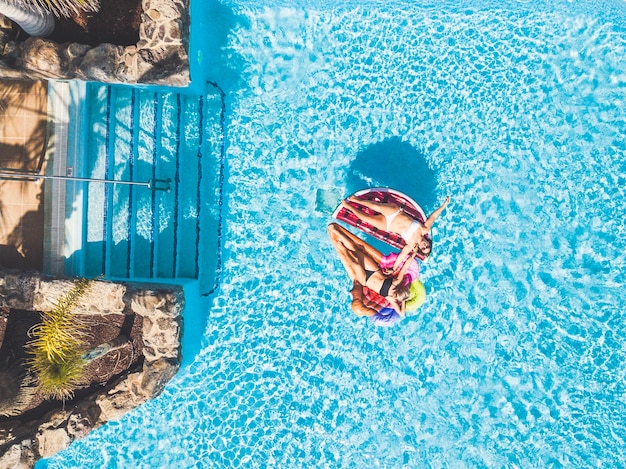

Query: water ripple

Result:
[46,3,626,468]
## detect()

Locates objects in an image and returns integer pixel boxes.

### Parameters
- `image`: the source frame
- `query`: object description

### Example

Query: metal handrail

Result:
[0,171,171,191]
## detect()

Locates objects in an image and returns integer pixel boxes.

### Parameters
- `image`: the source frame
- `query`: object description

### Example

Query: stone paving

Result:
[0,79,47,271]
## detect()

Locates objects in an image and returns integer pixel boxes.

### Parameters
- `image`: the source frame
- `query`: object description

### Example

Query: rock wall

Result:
[0,0,189,86]
[0,269,184,467]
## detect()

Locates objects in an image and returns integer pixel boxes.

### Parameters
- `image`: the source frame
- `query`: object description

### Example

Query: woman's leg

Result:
[342,198,392,231]
[327,223,384,264]
[328,224,367,283]
[347,196,404,216]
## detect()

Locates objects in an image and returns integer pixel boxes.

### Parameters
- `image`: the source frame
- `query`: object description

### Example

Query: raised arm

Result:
[385,295,406,317]
[395,248,418,280]
[423,196,450,230]
[388,244,417,277]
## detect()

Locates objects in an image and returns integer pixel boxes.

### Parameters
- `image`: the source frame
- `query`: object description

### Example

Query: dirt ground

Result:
[0,307,143,421]
[47,0,143,47]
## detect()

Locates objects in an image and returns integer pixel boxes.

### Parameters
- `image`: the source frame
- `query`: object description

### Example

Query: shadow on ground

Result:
[0,206,43,271]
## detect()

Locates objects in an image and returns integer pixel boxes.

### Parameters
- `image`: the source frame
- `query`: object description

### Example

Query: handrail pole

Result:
[0,171,171,192]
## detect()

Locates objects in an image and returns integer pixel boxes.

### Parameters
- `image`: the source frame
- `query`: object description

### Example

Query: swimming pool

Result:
[41,0,625,467]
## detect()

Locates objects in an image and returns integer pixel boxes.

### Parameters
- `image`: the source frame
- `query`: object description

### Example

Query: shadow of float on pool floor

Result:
[346,137,439,210]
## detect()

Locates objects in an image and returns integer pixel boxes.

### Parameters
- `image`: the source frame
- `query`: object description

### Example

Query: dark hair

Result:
[417,237,433,257]
[392,276,412,301]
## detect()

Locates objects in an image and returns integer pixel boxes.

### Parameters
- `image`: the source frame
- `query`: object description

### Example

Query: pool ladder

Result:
[0,167,172,191]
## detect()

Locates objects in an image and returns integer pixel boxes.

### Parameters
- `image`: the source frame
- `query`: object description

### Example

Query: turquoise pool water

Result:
[43,0,625,467]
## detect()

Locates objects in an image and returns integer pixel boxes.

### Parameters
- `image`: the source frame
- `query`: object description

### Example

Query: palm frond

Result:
[5,0,100,19]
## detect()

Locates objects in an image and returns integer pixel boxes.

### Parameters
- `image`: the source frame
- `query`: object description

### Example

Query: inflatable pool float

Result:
[380,251,419,282]
[332,187,431,260]
[405,280,426,311]
[363,278,426,314]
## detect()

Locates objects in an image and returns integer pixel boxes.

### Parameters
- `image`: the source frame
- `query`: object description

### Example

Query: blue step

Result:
[67,83,223,291]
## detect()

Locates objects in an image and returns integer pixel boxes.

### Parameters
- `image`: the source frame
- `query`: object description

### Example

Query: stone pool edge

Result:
[0,0,190,86]
[0,269,183,467]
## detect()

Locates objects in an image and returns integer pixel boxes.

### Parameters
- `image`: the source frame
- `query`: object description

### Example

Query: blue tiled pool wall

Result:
[64,82,225,295]
[43,1,626,468]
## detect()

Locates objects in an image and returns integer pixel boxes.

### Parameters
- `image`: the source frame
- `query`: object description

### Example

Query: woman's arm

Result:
[423,196,450,230]
[386,296,406,317]
[388,244,418,277]
[386,244,413,275]
[381,245,414,277]
[395,248,418,280]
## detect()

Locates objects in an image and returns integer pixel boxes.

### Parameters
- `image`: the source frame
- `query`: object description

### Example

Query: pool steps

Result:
[45,81,223,294]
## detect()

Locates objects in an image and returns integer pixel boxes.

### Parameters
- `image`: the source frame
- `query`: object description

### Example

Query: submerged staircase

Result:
[45,81,224,295]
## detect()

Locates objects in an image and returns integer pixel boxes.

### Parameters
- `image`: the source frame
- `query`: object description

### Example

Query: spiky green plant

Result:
[28,277,90,363]
[4,0,99,19]
[28,353,85,400]
[27,277,92,400]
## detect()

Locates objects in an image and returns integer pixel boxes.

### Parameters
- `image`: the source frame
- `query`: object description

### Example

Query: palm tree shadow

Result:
[0,205,44,271]
[346,137,438,209]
